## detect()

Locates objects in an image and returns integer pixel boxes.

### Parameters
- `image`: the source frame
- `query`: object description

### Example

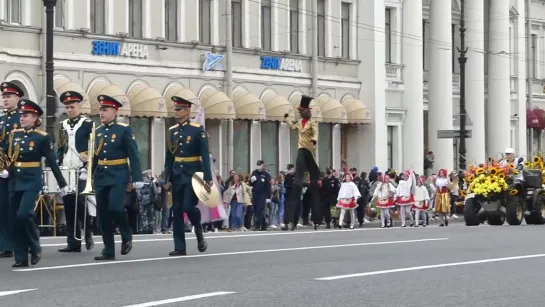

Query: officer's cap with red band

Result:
[1,81,25,97]
[171,96,195,110]
[97,95,123,110]
[60,91,84,104]
[18,99,43,116]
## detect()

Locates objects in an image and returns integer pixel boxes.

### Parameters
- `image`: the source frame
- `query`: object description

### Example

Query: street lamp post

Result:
[458,0,468,177]
[43,0,57,137]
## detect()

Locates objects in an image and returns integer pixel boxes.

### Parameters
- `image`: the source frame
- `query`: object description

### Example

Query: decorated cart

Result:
[463,156,545,226]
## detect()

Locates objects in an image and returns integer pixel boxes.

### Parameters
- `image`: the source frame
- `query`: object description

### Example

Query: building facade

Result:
[0,0,541,176]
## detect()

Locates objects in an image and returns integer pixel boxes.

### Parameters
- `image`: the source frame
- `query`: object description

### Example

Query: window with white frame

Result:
[387,126,393,169]
[289,0,299,53]
[509,24,515,76]
[90,0,106,34]
[129,0,143,38]
[165,0,178,41]
[5,0,21,24]
[452,24,456,72]
[261,122,279,176]
[341,2,350,59]
[532,34,537,79]
[199,0,211,44]
[423,19,429,70]
[318,123,332,169]
[317,0,326,57]
[55,0,65,29]
[232,0,243,48]
[261,0,272,51]
[385,8,391,63]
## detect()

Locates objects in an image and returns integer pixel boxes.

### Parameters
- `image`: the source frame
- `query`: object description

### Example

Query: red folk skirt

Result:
[376,197,394,209]
[337,197,358,209]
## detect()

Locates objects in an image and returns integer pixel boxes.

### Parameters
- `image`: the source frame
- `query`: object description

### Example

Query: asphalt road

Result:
[1,223,545,306]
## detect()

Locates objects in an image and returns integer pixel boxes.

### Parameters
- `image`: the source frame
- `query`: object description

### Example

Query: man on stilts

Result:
[281,95,321,231]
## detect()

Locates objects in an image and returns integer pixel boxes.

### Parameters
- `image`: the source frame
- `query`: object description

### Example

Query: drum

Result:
[43,167,78,194]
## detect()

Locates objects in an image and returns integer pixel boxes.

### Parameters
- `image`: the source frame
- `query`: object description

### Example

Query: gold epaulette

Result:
[34,129,47,136]
[11,129,24,133]
[95,124,103,131]
[117,122,129,127]
[189,122,202,128]
[169,124,179,130]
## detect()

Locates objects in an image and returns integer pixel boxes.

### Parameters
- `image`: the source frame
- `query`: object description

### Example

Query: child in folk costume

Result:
[412,176,430,227]
[396,170,416,227]
[434,169,451,227]
[371,174,397,228]
[336,172,361,229]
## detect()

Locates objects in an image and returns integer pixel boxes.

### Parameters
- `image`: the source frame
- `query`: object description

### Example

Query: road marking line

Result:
[123,292,236,307]
[0,289,37,297]
[14,238,448,272]
[40,225,464,246]
[316,253,545,281]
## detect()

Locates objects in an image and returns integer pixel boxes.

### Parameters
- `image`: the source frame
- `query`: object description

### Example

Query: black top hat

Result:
[98,95,123,110]
[1,81,24,97]
[60,91,84,104]
[298,95,313,110]
[18,99,43,116]
[172,96,195,109]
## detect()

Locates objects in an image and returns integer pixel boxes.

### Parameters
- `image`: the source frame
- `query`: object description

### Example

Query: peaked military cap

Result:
[257,160,265,166]
[287,163,294,170]
[60,91,84,104]
[97,95,123,110]
[1,81,24,97]
[171,96,194,110]
[18,99,43,116]
[298,95,313,110]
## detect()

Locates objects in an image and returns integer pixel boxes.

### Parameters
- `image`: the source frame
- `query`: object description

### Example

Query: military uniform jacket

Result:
[250,170,271,197]
[323,176,340,204]
[91,121,142,187]
[0,110,20,150]
[164,120,212,185]
[5,128,67,192]
[56,116,93,167]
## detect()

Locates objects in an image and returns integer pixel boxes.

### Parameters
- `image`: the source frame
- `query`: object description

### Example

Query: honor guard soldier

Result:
[92,95,143,261]
[164,96,212,256]
[0,99,68,267]
[282,95,322,231]
[0,81,24,259]
[56,91,95,253]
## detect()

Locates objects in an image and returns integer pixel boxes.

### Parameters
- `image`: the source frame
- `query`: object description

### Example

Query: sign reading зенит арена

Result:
[91,40,149,59]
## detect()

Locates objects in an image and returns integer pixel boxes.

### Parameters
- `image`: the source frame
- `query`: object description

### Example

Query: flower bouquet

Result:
[463,162,512,202]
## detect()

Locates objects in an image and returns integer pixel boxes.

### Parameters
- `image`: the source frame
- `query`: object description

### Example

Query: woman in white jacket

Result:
[223,174,251,231]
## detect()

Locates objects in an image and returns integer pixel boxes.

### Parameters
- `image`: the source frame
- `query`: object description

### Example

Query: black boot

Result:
[31,252,41,265]
[0,251,13,258]
[194,224,207,253]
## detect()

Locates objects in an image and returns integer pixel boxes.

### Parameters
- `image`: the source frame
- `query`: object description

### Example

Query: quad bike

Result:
[464,169,545,226]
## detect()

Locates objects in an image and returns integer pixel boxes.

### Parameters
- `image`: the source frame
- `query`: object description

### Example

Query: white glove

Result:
[251,176,257,182]
[0,170,8,179]
[60,186,69,196]
[266,199,271,203]
[79,169,87,181]
[133,182,144,189]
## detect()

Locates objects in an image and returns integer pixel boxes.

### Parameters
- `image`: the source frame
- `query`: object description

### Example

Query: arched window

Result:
[233,120,250,174]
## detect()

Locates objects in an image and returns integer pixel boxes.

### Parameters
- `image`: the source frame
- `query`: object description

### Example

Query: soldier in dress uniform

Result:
[0,99,68,267]
[56,91,95,252]
[164,96,211,256]
[282,95,322,231]
[92,95,143,261]
[0,81,24,259]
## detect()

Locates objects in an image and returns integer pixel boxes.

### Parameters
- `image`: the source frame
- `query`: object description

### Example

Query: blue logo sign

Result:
[92,40,121,56]
[91,40,149,58]
[203,52,224,71]
[260,56,302,72]
[260,56,281,70]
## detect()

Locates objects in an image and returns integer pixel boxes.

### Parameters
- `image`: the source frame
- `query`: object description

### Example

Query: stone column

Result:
[402,0,424,173]
[465,0,486,164]
[428,0,453,171]
[357,0,387,171]
[487,0,511,158]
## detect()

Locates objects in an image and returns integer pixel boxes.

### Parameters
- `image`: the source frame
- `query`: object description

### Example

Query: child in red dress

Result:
[336,172,361,229]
